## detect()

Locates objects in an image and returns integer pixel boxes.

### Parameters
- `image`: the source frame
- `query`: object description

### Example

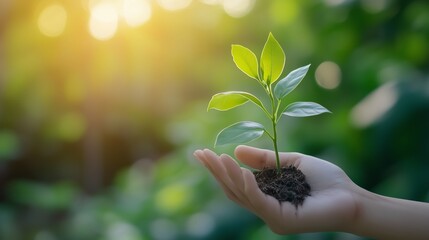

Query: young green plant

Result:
[208,33,330,171]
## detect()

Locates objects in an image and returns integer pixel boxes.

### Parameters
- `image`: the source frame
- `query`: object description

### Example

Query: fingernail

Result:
[193,150,203,158]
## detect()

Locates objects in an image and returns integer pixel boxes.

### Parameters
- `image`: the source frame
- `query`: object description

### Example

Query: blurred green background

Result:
[1,0,428,239]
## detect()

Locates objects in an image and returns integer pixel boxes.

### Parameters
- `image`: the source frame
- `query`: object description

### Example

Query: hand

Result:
[193,145,359,234]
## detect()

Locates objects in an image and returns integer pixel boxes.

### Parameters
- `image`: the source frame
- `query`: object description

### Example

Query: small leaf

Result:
[231,45,259,80]
[215,121,265,147]
[282,102,331,117]
[207,91,266,112]
[208,92,248,111]
[260,33,285,84]
[274,64,311,100]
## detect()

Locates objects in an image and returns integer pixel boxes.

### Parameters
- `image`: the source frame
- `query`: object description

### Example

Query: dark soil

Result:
[253,166,311,208]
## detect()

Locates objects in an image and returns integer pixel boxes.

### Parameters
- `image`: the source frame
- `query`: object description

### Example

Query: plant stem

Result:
[271,117,281,171]
[268,87,281,171]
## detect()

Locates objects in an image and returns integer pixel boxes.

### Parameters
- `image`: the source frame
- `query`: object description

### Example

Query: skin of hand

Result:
[194,145,429,239]
[193,145,359,235]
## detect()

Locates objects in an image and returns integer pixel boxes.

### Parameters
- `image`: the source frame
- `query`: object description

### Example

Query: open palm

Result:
[194,145,358,234]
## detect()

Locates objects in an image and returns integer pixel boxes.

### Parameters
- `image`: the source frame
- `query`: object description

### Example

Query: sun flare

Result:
[89,2,119,41]
[38,3,68,37]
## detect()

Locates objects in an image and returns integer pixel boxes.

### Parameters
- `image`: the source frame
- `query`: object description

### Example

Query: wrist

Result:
[342,183,376,236]
[348,185,403,239]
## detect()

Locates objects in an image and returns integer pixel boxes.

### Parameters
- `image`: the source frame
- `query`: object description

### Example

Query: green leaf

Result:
[207,91,266,112]
[282,102,331,117]
[231,45,259,80]
[274,64,310,100]
[260,33,285,84]
[215,121,265,147]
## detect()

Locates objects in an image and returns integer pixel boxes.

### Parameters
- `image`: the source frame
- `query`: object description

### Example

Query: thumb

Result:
[234,145,302,170]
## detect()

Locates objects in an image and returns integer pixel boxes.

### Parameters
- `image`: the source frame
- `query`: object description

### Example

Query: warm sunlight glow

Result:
[157,0,192,11]
[270,0,299,25]
[221,0,255,18]
[315,61,341,90]
[89,2,119,41]
[122,0,152,27]
[38,3,67,37]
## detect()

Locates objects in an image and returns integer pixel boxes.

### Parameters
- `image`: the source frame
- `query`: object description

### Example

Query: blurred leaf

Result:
[260,33,285,84]
[274,64,310,100]
[231,45,259,80]
[282,102,331,117]
[215,121,265,147]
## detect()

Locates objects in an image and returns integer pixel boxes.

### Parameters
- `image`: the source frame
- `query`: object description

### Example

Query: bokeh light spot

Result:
[150,219,177,240]
[38,3,67,37]
[324,0,350,7]
[89,2,119,41]
[186,213,215,237]
[351,82,398,128]
[106,222,143,240]
[157,0,192,11]
[155,183,191,213]
[122,0,152,27]
[315,61,341,90]
[360,0,389,13]
[222,0,255,18]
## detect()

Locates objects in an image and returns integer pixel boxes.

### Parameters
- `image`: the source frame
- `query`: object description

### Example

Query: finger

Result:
[241,169,284,229]
[242,168,297,233]
[200,149,248,207]
[194,150,240,202]
[220,154,244,189]
[241,168,277,217]
[234,145,302,170]
[195,150,226,179]
[194,150,208,167]
[220,154,255,210]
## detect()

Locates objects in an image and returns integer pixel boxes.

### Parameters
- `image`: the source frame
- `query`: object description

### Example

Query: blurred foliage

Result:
[0,0,429,239]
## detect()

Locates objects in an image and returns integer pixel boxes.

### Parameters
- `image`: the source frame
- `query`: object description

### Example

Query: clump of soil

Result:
[254,166,311,208]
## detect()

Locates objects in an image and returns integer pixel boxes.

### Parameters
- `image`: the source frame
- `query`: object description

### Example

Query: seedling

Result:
[208,33,330,171]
